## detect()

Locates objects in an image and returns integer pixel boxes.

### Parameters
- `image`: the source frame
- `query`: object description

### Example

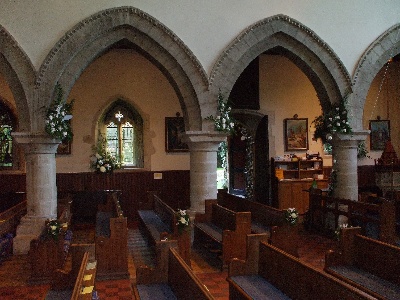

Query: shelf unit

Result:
[271,158,327,214]
[272,158,324,180]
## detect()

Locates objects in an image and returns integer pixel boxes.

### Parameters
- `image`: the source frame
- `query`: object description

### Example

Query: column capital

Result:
[12,132,60,154]
[183,131,228,152]
[333,130,370,148]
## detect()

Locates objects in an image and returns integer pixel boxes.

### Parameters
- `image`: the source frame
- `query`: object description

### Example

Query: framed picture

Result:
[57,139,71,155]
[165,116,189,152]
[284,118,308,151]
[369,119,390,151]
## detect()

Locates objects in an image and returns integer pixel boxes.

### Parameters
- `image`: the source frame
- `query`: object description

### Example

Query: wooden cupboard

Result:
[271,158,328,214]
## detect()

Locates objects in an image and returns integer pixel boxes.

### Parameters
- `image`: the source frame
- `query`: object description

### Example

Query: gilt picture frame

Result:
[369,119,390,151]
[284,118,308,151]
[165,116,189,152]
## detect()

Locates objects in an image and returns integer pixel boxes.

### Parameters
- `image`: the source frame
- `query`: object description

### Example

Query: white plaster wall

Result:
[362,59,400,165]
[56,49,189,172]
[259,54,332,166]
[0,1,398,76]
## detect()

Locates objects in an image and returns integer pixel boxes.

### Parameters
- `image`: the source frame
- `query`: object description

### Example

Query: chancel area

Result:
[0,1,400,299]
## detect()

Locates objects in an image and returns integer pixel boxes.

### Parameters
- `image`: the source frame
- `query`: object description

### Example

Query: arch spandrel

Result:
[36,7,206,133]
[0,25,35,132]
[209,14,351,117]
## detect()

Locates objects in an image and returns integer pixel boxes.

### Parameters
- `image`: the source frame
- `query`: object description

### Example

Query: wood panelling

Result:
[1,170,190,221]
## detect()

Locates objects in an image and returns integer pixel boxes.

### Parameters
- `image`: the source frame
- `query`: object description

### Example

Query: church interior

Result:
[0,1,400,299]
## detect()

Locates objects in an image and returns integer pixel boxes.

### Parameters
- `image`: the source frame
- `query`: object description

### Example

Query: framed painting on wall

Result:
[284,117,308,151]
[369,119,390,151]
[57,139,71,155]
[165,116,189,152]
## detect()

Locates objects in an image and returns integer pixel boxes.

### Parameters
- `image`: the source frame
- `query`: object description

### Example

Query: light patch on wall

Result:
[154,172,163,179]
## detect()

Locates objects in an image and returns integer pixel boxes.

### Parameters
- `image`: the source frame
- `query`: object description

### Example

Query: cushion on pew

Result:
[230,275,291,300]
[138,210,170,240]
[136,283,177,300]
[195,222,223,243]
[328,265,400,300]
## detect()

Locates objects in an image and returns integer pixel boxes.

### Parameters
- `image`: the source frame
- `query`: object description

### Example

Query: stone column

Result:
[11,133,60,254]
[332,131,369,200]
[183,131,227,214]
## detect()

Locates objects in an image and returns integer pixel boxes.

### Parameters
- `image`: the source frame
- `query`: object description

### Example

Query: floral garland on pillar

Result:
[45,83,74,141]
[206,92,236,190]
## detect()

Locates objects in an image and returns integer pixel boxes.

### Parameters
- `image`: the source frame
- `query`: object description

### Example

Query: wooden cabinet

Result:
[277,179,327,214]
[271,158,327,214]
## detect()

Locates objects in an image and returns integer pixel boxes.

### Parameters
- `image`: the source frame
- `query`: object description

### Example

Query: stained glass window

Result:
[103,100,143,168]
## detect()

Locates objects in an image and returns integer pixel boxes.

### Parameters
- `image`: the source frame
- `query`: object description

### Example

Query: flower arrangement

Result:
[334,223,350,241]
[284,208,299,226]
[45,83,74,141]
[176,209,190,234]
[205,92,235,134]
[90,133,120,173]
[312,96,352,155]
[46,219,62,240]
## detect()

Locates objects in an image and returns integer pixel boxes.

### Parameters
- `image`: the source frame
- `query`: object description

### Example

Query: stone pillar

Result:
[332,131,369,200]
[11,133,60,254]
[183,131,227,214]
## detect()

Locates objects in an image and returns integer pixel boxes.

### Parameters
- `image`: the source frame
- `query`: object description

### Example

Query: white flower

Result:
[100,166,106,172]
[291,213,297,218]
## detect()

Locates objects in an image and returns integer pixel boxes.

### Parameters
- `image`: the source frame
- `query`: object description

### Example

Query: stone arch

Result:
[352,24,400,131]
[0,25,35,132]
[210,14,352,115]
[36,6,207,133]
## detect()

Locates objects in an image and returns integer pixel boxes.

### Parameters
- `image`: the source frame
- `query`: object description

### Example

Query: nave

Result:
[0,221,335,300]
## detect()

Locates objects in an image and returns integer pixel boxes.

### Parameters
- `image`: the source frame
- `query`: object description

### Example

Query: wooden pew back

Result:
[217,190,285,227]
[71,252,97,300]
[355,234,400,285]
[259,241,374,300]
[309,193,396,244]
[168,248,214,300]
[153,194,177,234]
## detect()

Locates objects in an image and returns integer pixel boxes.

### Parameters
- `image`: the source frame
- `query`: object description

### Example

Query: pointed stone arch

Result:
[210,14,351,114]
[352,24,400,131]
[0,25,35,132]
[36,6,208,133]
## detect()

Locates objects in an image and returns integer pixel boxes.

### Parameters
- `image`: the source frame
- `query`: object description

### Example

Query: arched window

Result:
[102,99,143,168]
[0,101,15,168]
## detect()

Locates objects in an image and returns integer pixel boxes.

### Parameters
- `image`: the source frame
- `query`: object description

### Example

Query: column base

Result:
[13,215,46,255]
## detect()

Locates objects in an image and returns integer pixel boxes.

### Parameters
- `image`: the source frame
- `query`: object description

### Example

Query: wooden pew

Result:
[71,252,98,300]
[217,190,285,234]
[325,227,400,300]
[217,189,285,234]
[137,191,191,266]
[194,199,251,269]
[217,190,300,257]
[29,202,73,285]
[228,238,376,300]
[308,192,397,244]
[0,199,27,263]
[134,246,214,300]
[95,191,129,280]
